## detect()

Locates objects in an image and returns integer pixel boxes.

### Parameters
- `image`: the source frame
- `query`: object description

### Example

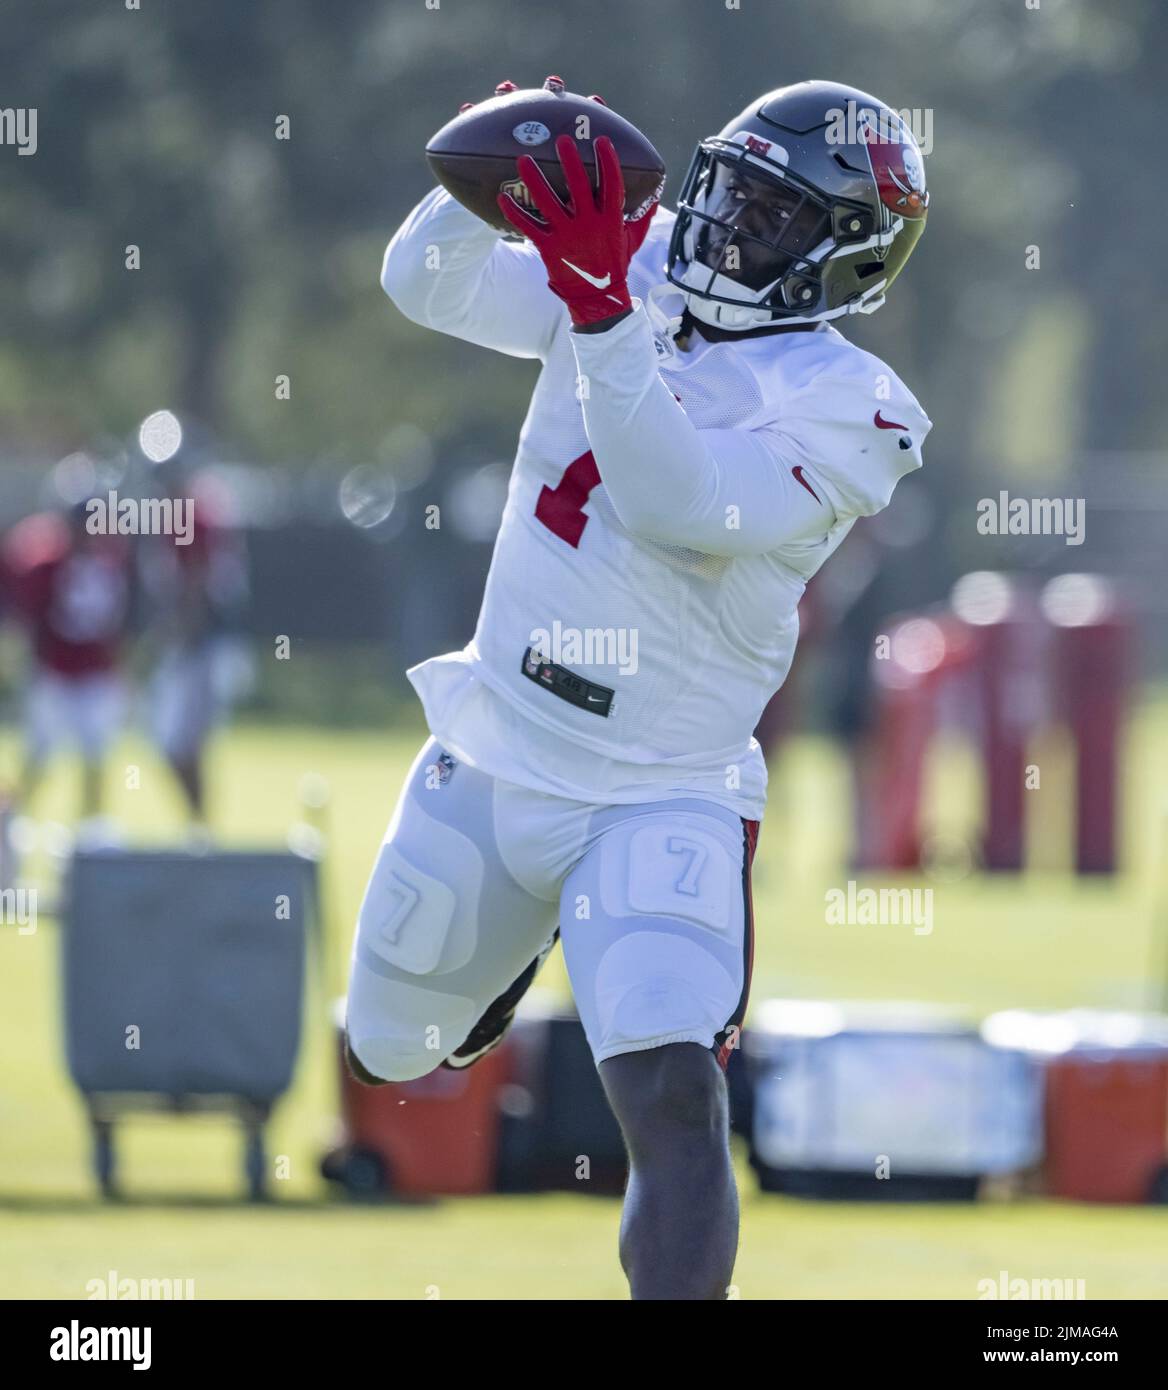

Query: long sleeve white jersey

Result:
[383,188,931,820]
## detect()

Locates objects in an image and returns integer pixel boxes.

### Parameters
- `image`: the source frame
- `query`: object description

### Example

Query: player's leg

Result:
[152,646,213,820]
[560,799,758,1300]
[80,758,103,820]
[17,751,46,809]
[441,924,559,1070]
[601,1042,737,1300]
[345,740,558,1083]
[18,668,61,808]
[75,673,125,822]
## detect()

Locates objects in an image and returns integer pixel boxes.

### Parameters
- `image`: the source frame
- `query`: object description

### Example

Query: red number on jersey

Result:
[534,450,601,548]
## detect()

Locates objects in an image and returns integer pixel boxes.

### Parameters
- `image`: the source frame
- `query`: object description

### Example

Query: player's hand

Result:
[496,134,658,327]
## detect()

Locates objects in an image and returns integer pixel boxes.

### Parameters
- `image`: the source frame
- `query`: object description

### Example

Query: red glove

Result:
[497,134,658,327]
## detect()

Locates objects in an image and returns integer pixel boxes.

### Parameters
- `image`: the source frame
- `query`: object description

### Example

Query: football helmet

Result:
[667,80,928,330]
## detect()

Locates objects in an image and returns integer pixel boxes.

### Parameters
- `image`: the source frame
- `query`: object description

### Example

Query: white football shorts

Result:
[150,645,217,762]
[25,669,125,762]
[346,737,758,1081]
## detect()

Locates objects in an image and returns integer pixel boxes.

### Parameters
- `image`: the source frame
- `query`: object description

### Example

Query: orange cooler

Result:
[983,1010,1168,1202]
[321,1010,512,1198]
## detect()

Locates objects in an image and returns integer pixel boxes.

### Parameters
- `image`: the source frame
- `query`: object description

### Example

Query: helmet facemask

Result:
[668,133,898,330]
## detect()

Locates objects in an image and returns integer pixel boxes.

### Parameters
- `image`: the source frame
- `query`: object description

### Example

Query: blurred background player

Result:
[0,500,134,830]
[139,463,251,827]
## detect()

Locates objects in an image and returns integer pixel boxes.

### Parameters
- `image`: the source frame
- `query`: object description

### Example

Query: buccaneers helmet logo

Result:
[859,112,928,220]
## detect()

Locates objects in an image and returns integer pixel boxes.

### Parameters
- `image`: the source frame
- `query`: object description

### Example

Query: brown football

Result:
[425,81,665,234]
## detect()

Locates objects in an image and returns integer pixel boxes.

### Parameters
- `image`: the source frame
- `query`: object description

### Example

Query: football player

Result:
[140,464,251,828]
[2,501,133,827]
[347,78,931,1299]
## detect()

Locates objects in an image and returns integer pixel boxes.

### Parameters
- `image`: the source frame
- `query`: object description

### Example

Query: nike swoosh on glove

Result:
[497,134,658,327]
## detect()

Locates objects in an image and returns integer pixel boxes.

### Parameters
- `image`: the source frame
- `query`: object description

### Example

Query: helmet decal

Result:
[730,130,789,166]
[860,111,928,219]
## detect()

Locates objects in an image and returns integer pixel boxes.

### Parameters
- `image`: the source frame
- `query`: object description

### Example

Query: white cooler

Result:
[745,999,1043,1198]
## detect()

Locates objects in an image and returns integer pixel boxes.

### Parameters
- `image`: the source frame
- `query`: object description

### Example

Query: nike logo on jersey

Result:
[561,259,612,289]
[792,466,822,504]
[874,410,908,431]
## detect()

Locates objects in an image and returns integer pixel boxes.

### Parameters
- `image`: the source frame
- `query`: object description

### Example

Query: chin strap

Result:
[645,281,686,340]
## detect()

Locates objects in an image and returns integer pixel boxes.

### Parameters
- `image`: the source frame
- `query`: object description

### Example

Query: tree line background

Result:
[1,0,1164,689]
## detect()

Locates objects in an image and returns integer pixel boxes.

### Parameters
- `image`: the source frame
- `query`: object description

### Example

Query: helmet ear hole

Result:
[856,260,886,280]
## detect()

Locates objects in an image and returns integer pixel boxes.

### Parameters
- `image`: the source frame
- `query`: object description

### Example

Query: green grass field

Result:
[3,695,1168,1300]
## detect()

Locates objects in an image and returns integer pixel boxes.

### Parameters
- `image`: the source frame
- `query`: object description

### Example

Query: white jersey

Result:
[382,189,932,820]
